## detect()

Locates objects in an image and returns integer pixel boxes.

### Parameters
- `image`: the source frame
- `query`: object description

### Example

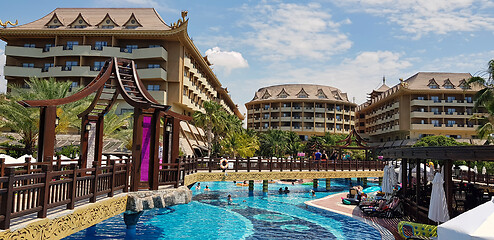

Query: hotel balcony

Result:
[280,107,291,112]
[5,45,168,61]
[315,127,325,133]
[280,117,291,122]
[137,68,167,81]
[4,66,42,78]
[315,107,325,112]
[280,126,291,131]
[148,91,167,105]
[315,117,325,123]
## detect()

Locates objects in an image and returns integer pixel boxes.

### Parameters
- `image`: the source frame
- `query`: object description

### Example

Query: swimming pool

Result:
[65,178,382,240]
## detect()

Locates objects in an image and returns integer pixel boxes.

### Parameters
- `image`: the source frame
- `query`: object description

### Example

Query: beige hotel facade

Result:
[245,84,357,139]
[356,72,484,144]
[0,8,242,119]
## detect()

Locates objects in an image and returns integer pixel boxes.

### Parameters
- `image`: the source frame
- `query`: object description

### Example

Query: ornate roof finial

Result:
[382,75,386,85]
[171,11,188,29]
[0,19,18,28]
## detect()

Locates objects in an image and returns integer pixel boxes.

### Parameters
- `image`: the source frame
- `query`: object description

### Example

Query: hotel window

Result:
[447,108,455,115]
[22,63,34,68]
[432,108,440,114]
[147,85,160,91]
[184,68,188,77]
[65,41,78,50]
[101,25,114,29]
[420,120,425,124]
[264,105,269,110]
[23,43,35,48]
[447,120,456,127]
[417,96,425,100]
[42,63,53,72]
[44,44,53,52]
[263,123,269,129]
[263,114,269,119]
[148,64,160,69]
[64,61,78,71]
[93,61,105,71]
[431,96,440,103]
[69,81,79,92]
[149,45,160,48]
[446,96,455,103]
[465,96,473,103]
[94,41,107,50]
[432,120,440,127]
[335,105,341,111]
[124,45,138,53]
[278,94,287,98]
[429,83,439,89]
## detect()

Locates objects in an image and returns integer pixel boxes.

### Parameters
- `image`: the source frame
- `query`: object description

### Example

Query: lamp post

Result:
[85,123,91,131]
[55,116,60,127]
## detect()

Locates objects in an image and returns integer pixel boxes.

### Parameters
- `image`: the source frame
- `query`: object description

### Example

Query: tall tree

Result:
[192,101,226,157]
[468,60,494,143]
[0,77,90,154]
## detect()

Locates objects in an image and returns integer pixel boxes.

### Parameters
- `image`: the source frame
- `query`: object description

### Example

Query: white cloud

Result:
[335,0,494,39]
[205,47,248,75]
[0,50,6,94]
[239,2,352,61]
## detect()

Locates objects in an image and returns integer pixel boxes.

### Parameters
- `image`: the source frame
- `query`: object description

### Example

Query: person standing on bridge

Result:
[314,150,322,170]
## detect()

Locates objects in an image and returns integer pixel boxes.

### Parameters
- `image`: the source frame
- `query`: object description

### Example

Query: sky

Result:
[1,0,494,118]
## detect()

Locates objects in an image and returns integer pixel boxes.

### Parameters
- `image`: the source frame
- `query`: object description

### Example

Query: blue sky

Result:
[1,0,494,117]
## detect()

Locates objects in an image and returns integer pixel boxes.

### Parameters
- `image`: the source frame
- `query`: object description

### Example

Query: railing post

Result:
[109,160,116,197]
[0,158,5,177]
[56,155,62,171]
[175,157,182,188]
[208,157,213,172]
[90,161,99,203]
[279,158,283,172]
[195,156,198,173]
[236,157,239,172]
[308,157,312,172]
[291,157,294,171]
[38,164,51,218]
[258,157,262,172]
[299,157,303,171]
[67,163,78,209]
[124,160,131,192]
[270,157,273,172]
[0,168,15,229]
[247,157,251,172]
[25,157,32,175]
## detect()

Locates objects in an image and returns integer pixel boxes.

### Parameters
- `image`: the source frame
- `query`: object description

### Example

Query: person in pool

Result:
[284,187,290,194]
[227,194,232,204]
[204,185,210,191]
[195,183,201,190]
[310,189,316,197]
[278,188,284,194]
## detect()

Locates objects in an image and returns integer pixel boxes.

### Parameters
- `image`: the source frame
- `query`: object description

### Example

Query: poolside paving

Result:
[306,192,407,240]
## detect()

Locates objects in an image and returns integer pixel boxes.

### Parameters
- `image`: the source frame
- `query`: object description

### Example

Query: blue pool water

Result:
[65,178,382,240]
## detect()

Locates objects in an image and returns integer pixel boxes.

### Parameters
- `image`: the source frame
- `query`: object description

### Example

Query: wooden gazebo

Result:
[18,57,190,191]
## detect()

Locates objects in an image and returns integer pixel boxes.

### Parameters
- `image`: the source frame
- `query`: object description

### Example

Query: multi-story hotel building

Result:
[0,8,242,119]
[245,84,357,139]
[356,72,483,144]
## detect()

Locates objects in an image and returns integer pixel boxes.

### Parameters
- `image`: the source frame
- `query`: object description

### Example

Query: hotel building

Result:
[0,8,242,119]
[245,84,357,139]
[356,73,484,144]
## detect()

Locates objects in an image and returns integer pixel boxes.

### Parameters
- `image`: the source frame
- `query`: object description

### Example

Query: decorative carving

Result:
[399,78,409,88]
[0,19,18,28]
[184,171,384,186]
[0,196,128,240]
[171,11,188,29]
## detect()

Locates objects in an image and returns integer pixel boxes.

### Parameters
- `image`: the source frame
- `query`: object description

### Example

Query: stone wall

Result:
[126,186,192,212]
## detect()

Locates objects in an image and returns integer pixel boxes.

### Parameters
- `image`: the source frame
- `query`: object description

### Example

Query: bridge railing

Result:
[0,160,130,230]
[194,157,385,172]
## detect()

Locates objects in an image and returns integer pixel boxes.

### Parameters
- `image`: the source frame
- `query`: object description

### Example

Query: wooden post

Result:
[79,116,89,168]
[94,115,104,165]
[247,157,251,172]
[170,118,181,167]
[280,158,283,172]
[124,161,131,192]
[175,157,182,188]
[270,157,273,172]
[130,108,143,192]
[38,106,57,163]
[38,164,51,218]
[291,157,294,171]
[308,157,312,172]
[209,157,213,172]
[416,159,421,205]
[0,158,4,177]
[258,157,262,172]
[90,161,99,203]
[402,158,408,197]
[313,179,318,188]
[248,180,254,192]
[149,110,161,191]
[0,168,15,229]
[263,180,268,193]
[67,163,78,209]
[300,157,303,171]
[109,160,116,197]
[235,157,239,172]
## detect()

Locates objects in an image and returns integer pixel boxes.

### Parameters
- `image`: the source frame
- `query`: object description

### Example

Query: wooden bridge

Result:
[0,155,385,229]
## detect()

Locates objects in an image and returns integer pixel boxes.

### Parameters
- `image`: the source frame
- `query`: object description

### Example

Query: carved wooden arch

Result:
[334,129,375,162]
[18,57,186,190]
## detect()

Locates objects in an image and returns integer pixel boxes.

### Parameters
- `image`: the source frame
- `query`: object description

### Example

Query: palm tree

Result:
[193,101,226,157]
[468,59,494,143]
[0,77,91,154]
[259,130,289,158]
[220,130,259,158]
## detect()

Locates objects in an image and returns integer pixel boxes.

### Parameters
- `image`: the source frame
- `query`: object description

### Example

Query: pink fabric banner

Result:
[140,116,152,182]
